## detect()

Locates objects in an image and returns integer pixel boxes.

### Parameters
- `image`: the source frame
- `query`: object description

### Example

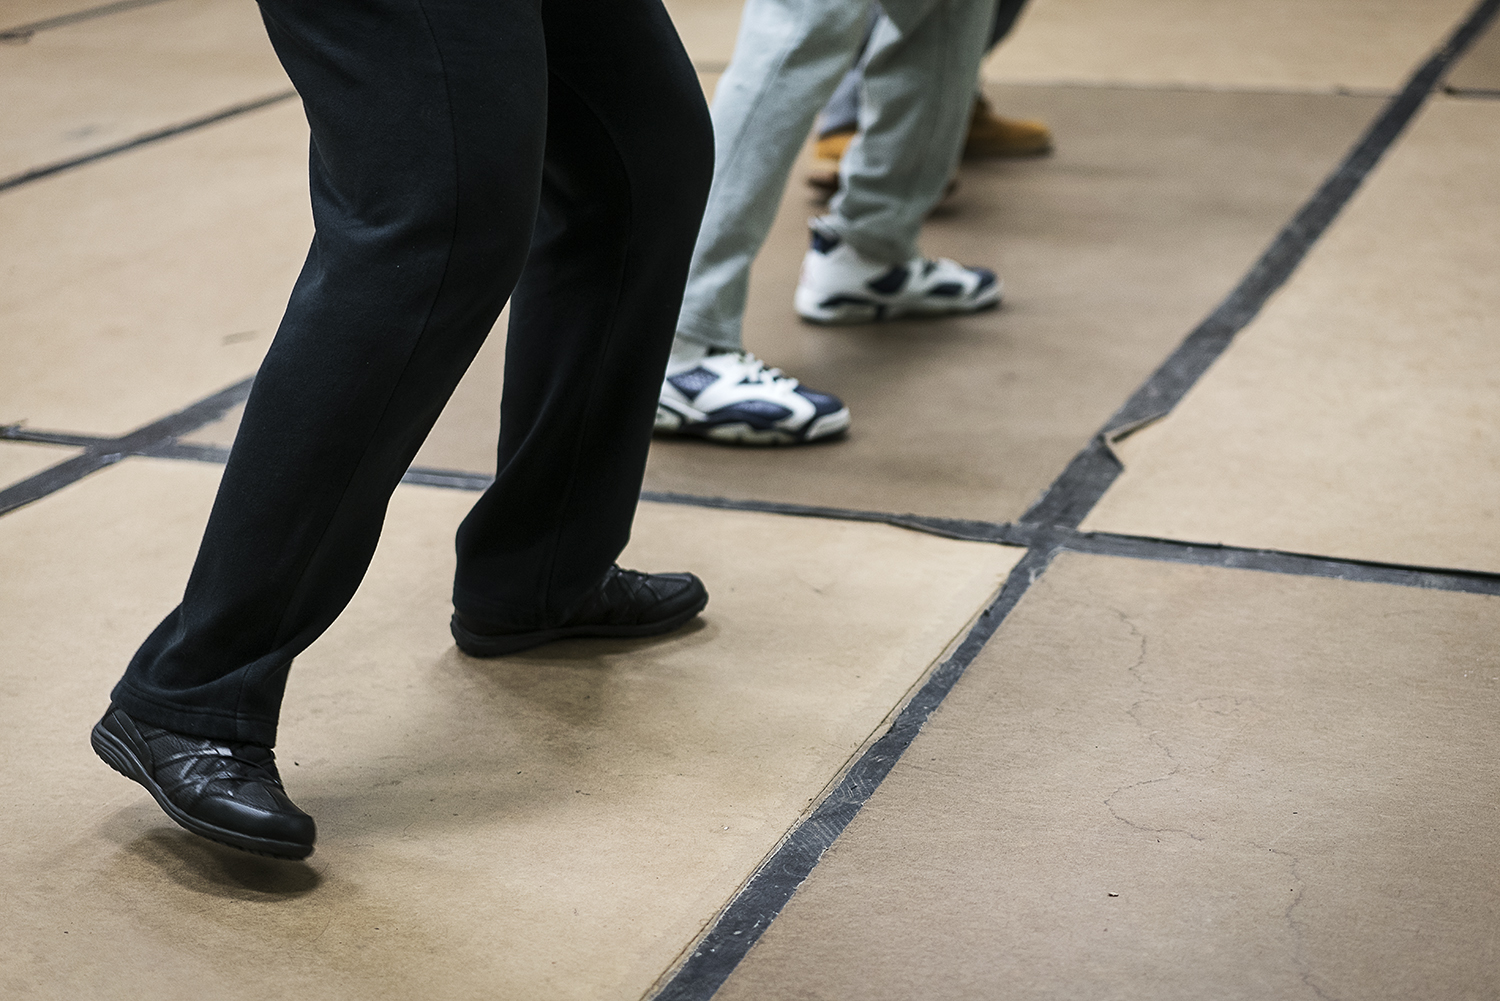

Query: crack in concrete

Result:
[1101,609,1208,843]
[1103,616,1330,998]
[1259,817,1333,999]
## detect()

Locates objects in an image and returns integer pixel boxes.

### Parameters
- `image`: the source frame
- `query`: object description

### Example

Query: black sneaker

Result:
[91,706,316,860]
[451,565,708,657]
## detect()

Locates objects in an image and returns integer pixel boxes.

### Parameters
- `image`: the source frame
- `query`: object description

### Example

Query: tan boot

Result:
[963,95,1052,157]
[812,127,856,163]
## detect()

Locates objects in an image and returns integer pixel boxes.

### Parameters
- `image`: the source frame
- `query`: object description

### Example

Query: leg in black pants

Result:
[92,0,713,857]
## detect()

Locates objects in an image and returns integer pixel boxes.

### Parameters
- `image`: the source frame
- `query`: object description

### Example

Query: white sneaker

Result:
[655,348,851,445]
[794,219,1002,324]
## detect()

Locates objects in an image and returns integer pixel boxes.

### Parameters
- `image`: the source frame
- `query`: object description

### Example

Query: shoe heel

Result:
[91,723,143,783]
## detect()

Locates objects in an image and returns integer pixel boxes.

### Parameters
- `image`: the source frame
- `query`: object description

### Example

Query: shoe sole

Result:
[91,722,315,860]
[654,405,850,446]
[795,289,1002,326]
[450,590,709,657]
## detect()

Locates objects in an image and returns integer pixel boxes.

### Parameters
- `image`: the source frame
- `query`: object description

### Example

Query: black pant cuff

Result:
[108,685,280,747]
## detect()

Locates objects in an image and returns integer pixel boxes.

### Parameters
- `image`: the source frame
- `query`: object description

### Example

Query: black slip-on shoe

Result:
[91,705,316,860]
[451,565,709,657]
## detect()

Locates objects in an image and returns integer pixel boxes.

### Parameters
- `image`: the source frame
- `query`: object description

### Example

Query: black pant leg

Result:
[452,0,713,627]
[112,0,550,745]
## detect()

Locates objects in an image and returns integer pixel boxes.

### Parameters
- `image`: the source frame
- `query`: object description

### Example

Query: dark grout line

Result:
[147,440,232,463]
[399,466,491,491]
[1059,530,1500,597]
[10,428,1496,598]
[649,543,1060,1001]
[632,498,1500,597]
[0,429,103,448]
[406,479,1500,596]
[1444,85,1500,98]
[1020,0,1500,530]
[984,78,1396,99]
[0,0,172,41]
[0,377,252,515]
[0,451,131,511]
[0,90,299,195]
[639,489,1027,545]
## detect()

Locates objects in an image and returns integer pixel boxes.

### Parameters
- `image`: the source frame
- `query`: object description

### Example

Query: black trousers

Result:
[111,0,714,746]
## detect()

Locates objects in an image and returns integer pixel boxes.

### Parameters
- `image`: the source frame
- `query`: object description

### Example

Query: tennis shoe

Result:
[794,220,1001,325]
[655,348,849,445]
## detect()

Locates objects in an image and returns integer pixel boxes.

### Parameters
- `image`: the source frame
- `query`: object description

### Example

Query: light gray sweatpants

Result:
[674,0,995,352]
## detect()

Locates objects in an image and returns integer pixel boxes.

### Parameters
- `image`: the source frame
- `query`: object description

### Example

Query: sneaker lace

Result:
[729,351,799,390]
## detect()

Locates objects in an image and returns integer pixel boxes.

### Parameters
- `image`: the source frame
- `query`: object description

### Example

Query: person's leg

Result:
[792,0,1003,325]
[823,0,995,263]
[965,0,1051,158]
[95,0,554,860]
[653,0,872,447]
[816,0,1026,140]
[110,0,549,749]
[672,0,875,353]
[451,0,713,630]
[809,0,1045,192]
[814,9,880,139]
[97,0,712,858]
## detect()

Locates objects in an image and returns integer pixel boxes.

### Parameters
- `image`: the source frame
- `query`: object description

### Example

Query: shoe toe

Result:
[629,569,707,623]
[192,784,317,848]
[794,386,846,418]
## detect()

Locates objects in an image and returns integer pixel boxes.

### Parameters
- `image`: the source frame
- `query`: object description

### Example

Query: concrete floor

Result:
[3,0,1497,999]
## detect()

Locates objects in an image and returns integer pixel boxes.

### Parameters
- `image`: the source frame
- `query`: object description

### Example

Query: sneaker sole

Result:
[91,722,315,860]
[794,288,1002,325]
[450,590,709,657]
[654,406,850,446]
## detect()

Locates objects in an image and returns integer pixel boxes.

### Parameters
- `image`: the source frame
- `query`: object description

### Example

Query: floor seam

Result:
[0,90,299,194]
[0,377,252,515]
[9,428,1499,594]
[0,0,174,41]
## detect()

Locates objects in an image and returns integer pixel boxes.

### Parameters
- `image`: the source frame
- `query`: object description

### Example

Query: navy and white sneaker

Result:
[794,219,1002,324]
[655,349,850,445]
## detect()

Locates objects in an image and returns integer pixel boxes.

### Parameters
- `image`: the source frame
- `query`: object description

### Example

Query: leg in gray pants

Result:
[818,0,1030,138]
[674,0,994,352]
[654,0,997,447]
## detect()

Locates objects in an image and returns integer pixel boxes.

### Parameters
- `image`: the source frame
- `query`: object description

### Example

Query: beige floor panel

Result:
[0,98,309,435]
[0,0,289,180]
[1446,15,1500,92]
[0,440,80,487]
[718,552,1500,1001]
[0,458,1020,1000]
[985,0,1472,93]
[1083,97,1500,572]
[639,85,1379,522]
